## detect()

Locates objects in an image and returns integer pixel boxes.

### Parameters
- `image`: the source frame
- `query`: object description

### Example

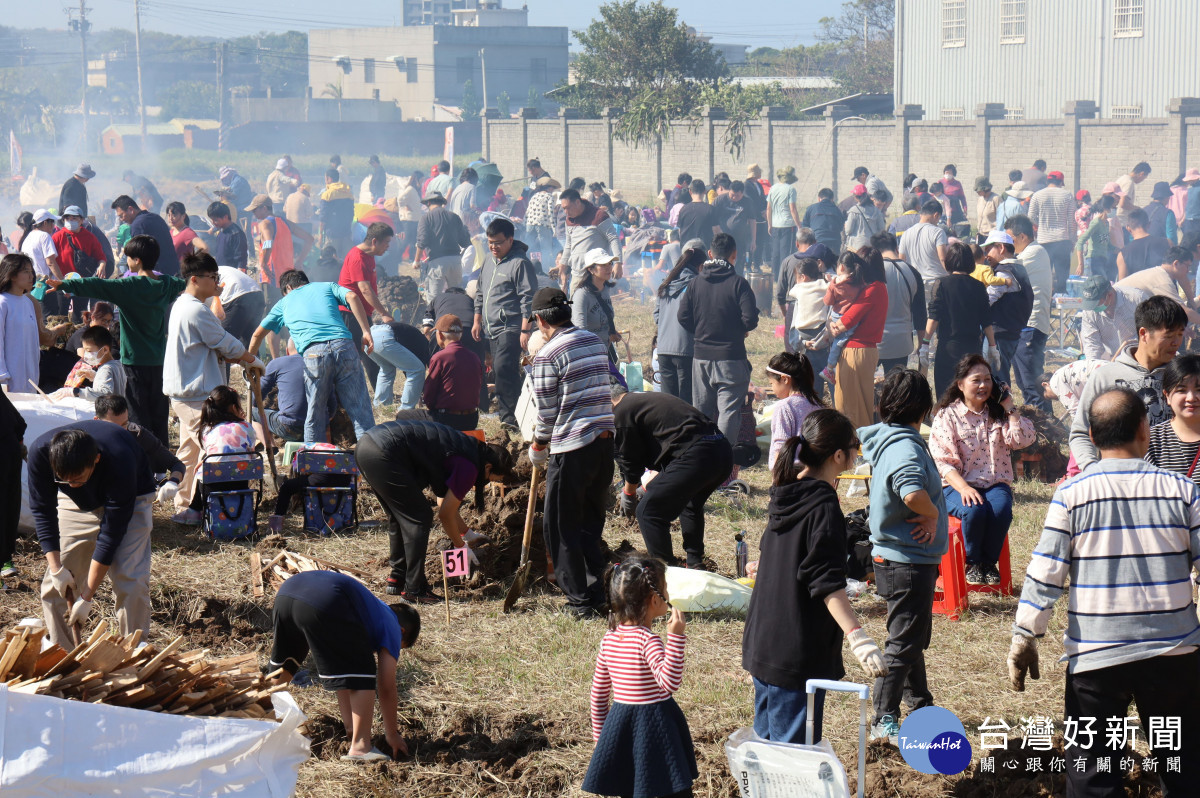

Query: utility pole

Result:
[217,42,227,151]
[134,0,147,150]
[68,0,91,153]
[479,48,488,113]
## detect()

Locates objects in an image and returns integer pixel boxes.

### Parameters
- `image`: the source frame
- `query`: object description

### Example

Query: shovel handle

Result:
[518,466,541,567]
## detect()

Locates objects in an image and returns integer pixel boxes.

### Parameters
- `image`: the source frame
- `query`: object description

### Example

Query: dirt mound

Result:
[152,589,273,651]
[376,275,423,323]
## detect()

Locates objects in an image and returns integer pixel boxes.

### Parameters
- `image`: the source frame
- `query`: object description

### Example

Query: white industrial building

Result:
[895,0,1200,120]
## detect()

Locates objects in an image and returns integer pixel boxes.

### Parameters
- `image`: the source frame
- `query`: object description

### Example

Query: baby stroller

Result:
[293,447,359,535]
[199,451,264,541]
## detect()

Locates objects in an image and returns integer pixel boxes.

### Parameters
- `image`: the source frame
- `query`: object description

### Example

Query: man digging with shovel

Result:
[27,422,157,647]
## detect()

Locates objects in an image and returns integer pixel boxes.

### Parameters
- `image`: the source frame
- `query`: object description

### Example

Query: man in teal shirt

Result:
[248,269,376,443]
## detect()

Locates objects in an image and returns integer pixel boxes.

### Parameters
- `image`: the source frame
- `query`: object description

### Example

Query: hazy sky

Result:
[6,0,845,49]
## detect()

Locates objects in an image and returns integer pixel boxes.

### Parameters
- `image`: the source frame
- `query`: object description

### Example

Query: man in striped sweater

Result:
[1009,387,1200,795]
[527,287,616,618]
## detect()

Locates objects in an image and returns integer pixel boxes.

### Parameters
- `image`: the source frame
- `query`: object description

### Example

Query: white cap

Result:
[33,209,60,224]
[275,158,288,170]
[584,248,619,267]
[982,230,1014,247]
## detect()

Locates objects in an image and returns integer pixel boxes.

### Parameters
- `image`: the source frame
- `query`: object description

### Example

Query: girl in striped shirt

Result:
[582,555,697,798]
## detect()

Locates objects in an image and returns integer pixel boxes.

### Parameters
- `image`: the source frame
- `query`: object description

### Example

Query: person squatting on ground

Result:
[582,554,697,798]
[857,369,949,745]
[1009,387,1200,798]
[612,384,732,569]
[930,354,1034,585]
[742,409,888,744]
[28,421,156,647]
[355,420,514,603]
[248,269,377,444]
[527,286,616,619]
[270,570,421,762]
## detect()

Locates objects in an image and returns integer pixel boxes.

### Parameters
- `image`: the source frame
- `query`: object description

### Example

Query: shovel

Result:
[503,465,543,613]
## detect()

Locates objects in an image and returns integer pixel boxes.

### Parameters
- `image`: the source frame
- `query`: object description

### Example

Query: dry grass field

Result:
[1,286,1168,797]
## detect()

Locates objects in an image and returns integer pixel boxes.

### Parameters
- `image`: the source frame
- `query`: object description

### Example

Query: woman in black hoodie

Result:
[741,409,888,743]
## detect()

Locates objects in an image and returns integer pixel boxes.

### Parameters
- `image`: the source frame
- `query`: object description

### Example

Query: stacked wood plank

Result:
[249,549,371,597]
[0,620,286,721]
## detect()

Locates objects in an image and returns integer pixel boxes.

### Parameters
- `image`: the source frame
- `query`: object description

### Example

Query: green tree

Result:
[157,80,218,120]
[461,79,480,120]
[526,85,543,115]
[818,0,895,96]
[695,80,790,159]
[496,90,511,117]
[565,0,728,146]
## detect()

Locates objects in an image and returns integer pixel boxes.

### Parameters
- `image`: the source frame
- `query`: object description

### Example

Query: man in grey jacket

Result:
[1068,295,1185,470]
[556,188,620,286]
[473,217,537,432]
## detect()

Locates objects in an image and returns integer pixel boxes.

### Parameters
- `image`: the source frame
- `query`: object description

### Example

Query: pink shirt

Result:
[930,400,1035,488]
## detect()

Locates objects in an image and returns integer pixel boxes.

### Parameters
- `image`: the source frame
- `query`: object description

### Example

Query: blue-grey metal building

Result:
[895,0,1200,120]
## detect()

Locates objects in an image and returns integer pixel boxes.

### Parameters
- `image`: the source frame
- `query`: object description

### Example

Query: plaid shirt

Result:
[1028,185,1077,243]
[532,325,614,453]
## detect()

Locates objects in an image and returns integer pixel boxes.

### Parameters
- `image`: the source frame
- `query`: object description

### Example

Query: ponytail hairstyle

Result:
[165,201,190,227]
[772,408,860,486]
[199,385,244,435]
[604,553,670,630]
[836,251,867,286]
[16,210,34,236]
[767,351,823,407]
[656,244,707,298]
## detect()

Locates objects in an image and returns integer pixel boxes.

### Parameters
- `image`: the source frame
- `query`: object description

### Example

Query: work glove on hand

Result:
[528,444,549,468]
[466,547,480,569]
[986,347,1004,376]
[463,528,489,545]
[847,628,889,678]
[619,489,639,518]
[244,356,266,374]
[917,344,931,372]
[1007,634,1040,691]
[48,567,75,600]
[68,596,93,628]
[156,480,180,504]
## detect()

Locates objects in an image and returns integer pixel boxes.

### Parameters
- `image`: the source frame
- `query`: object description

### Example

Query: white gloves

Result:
[245,356,266,374]
[156,480,180,504]
[528,444,549,468]
[69,596,93,628]
[917,344,930,372]
[467,548,480,569]
[847,628,889,678]
[463,529,489,545]
[986,347,1003,375]
[48,567,75,600]
[1007,634,1040,691]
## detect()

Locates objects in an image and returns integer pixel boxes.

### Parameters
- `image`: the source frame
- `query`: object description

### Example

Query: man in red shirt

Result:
[422,315,482,431]
[338,222,394,382]
[52,206,107,278]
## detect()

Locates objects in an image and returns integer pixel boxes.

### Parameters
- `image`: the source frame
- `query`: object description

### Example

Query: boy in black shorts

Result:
[269,570,421,761]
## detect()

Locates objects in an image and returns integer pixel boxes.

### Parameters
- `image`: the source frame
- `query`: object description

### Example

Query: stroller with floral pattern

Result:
[199,451,264,541]
[292,446,359,535]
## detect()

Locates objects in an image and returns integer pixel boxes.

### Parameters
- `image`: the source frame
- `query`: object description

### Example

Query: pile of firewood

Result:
[0,620,286,720]
[250,549,372,598]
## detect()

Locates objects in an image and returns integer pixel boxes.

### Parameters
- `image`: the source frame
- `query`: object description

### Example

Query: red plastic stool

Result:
[948,515,1014,597]
[932,525,969,621]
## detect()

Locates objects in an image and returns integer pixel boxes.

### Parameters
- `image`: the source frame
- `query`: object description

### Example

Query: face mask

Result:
[1094,304,1108,315]
[82,351,102,366]
[65,219,81,232]
[944,173,954,181]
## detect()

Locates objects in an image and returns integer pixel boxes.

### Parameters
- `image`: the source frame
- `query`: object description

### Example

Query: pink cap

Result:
[1075,189,1090,201]
[1184,168,1200,183]
[1102,181,1124,197]
[852,183,867,196]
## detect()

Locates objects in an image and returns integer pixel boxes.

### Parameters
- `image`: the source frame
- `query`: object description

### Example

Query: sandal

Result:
[341,747,391,762]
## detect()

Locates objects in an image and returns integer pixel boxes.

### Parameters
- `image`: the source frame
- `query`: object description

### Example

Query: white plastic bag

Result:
[665,566,752,615]
[0,686,310,796]
[11,392,96,534]
[725,727,849,798]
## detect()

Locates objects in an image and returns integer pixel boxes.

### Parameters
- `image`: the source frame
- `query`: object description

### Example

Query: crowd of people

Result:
[3,150,1200,796]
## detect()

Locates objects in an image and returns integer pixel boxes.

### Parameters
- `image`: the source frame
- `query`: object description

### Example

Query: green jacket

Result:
[63,275,186,365]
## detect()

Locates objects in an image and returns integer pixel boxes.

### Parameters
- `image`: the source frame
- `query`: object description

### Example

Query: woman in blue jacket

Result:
[857,369,948,746]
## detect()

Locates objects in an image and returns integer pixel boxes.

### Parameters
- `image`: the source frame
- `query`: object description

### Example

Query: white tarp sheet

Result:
[0,685,310,797]
[9,391,96,534]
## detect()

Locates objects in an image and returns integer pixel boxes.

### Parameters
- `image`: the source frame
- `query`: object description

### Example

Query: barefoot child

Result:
[583,554,697,798]
[742,409,888,743]
[765,351,824,470]
[269,570,420,761]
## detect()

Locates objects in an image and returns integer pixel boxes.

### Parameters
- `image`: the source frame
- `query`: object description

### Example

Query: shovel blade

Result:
[502,561,534,613]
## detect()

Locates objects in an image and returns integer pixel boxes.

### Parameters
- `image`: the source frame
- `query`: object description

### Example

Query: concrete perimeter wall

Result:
[481,100,1200,205]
